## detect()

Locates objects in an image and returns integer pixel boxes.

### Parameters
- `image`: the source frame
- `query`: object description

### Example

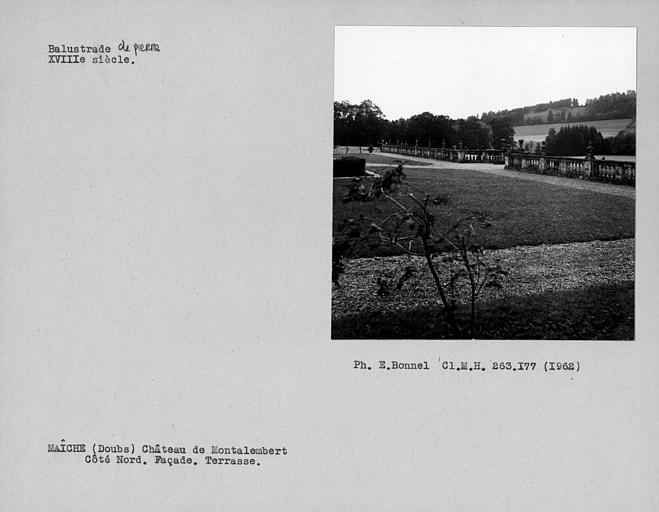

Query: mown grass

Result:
[332,282,634,340]
[333,168,634,258]
[332,149,432,166]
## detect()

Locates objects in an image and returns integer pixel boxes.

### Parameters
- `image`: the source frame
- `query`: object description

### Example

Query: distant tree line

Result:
[536,124,635,156]
[334,100,515,150]
[480,90,636,126]
[334,97,635,156]
[584,91,637,120]
[530,98,580,112]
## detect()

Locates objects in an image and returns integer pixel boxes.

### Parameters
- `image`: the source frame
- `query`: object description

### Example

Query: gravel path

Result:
[332,238,635,318]
[373,151,635,198]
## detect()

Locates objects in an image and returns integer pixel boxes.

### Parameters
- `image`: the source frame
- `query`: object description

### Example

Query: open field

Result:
[332,166,635,340]
[513,118,633,142]
[522,106,586,124]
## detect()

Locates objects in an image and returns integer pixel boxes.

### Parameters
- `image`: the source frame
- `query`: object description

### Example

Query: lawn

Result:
[333,148,432,166]
[333,167,635,258]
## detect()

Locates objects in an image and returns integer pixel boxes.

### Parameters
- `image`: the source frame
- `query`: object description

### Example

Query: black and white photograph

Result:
[332,26,636,340]
[2,2,659,511]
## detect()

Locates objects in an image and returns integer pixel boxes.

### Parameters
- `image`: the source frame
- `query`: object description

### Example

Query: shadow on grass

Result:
[332,281,634,340]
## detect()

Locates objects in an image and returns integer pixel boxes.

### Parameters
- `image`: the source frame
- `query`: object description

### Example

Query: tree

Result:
[354,99,386,146]
[544,125,606,156]
[333,99,386,146]
[487,116,515,149]
[383,118,409,145]
[406,112,457,148]
[605,130,635,155]
[334,100,356,146]
[455,117,491,149]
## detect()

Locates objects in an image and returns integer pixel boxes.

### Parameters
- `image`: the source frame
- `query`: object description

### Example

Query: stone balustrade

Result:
[380,144,505,164]
[380,144,635,186]
[506,152,635,186]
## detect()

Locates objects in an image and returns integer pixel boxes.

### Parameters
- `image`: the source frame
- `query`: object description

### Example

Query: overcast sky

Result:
[334,26,636,120]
